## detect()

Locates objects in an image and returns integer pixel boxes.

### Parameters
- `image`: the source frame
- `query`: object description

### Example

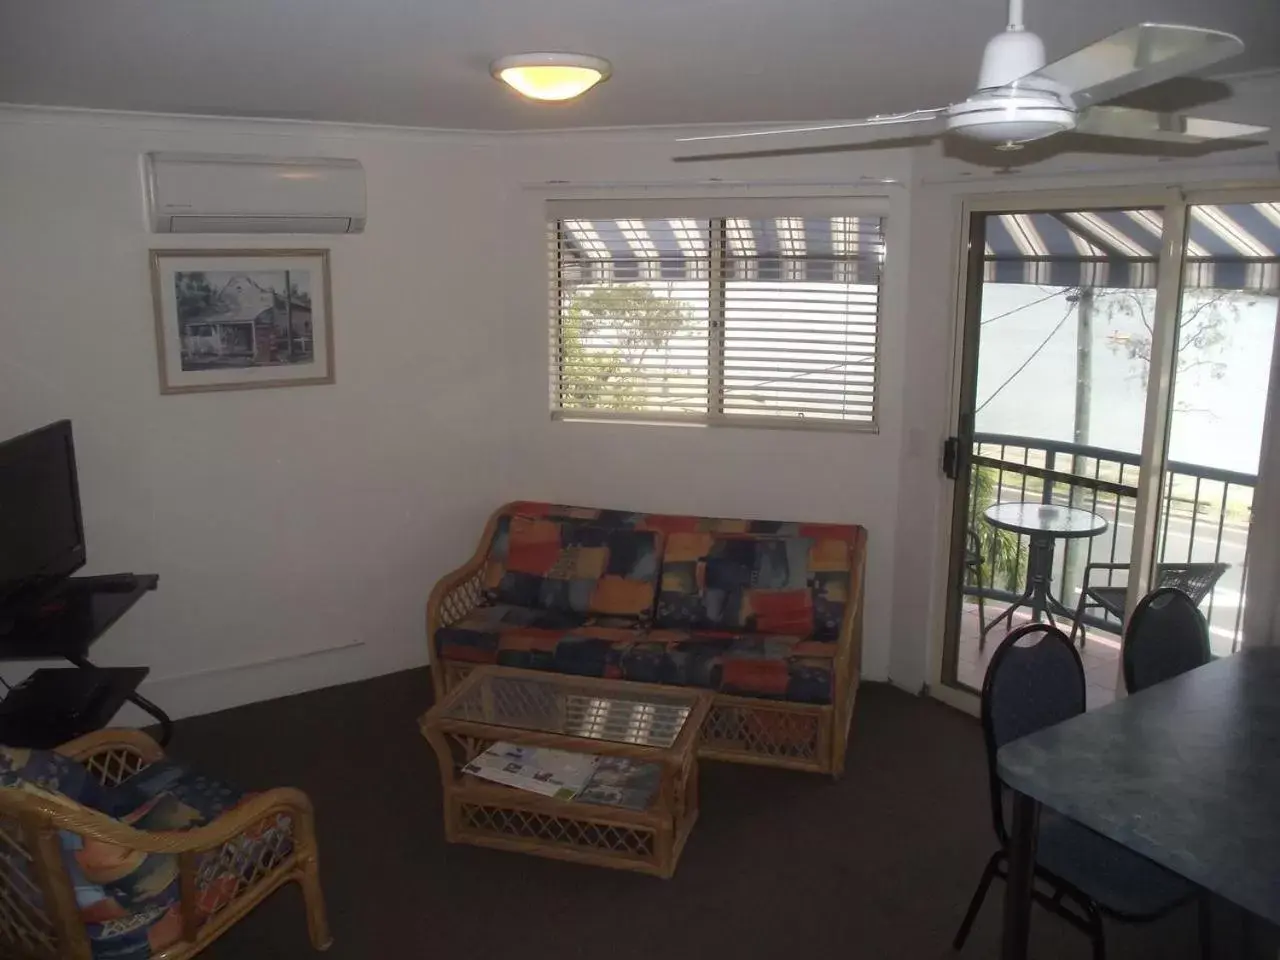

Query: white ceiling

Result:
[1,0,1277,131]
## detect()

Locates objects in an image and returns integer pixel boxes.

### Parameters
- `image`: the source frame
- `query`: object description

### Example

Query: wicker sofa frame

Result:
[427,503,865,778]
[0,729,331,960]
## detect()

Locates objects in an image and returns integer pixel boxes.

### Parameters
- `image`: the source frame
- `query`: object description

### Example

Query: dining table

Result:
[997,647,1280,959]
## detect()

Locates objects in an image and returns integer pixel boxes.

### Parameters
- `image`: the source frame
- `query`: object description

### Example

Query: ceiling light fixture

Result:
[491,53,612,102]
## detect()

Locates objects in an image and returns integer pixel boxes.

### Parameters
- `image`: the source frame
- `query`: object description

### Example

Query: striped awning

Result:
[557,217,885,286]
[983,203,1280,292]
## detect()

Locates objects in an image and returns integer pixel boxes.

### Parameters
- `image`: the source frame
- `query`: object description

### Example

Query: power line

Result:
[976,300,1076,414]
[980,287,1070,326]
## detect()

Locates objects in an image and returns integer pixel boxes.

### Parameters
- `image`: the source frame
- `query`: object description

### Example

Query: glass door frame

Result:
[930,183,1280,713]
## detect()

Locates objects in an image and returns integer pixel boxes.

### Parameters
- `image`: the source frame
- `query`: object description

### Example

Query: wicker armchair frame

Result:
[426,503,866,778]
[0,729,331,960]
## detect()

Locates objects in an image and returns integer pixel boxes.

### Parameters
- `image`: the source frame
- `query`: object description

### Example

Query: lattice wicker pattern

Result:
[701,703,820,762]
[82,749,153,787]
[196,815,295,920]
[0,817,55,960]
[459,804,655,859]
[443,661,476,691]
[439,569,485,627]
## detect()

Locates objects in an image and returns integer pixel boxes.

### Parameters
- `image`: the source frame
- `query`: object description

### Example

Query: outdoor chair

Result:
[1069,561,1228,646]
[1123,587,1212,694]
[964,528,987,635]
[952,622,1209,960]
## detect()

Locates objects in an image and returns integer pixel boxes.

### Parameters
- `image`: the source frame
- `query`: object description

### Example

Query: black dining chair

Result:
[953,622,1210,960]
[1123,587,1212,694]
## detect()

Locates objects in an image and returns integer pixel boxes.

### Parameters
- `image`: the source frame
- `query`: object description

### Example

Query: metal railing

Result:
[965,431,1254,653]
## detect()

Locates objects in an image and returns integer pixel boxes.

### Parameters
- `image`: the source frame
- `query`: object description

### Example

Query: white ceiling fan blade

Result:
[1012,24,1244,108]
[674,110,947,156]
[1076,106,1269,143]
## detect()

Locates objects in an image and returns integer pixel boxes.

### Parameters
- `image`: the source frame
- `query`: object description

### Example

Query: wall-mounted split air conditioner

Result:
[145,153,366,234]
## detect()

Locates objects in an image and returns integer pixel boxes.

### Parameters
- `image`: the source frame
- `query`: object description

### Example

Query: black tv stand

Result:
[0,573,173,747]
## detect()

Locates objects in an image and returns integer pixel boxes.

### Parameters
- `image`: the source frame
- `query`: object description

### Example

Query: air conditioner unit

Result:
[146,153,366,234]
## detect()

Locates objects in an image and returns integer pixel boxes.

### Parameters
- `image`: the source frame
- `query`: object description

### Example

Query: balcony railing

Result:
[965,431,1254,654]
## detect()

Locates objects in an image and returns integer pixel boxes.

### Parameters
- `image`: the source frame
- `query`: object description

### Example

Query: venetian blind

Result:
[547,200,885,429]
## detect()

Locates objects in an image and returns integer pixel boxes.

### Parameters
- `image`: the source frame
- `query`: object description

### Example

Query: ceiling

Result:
[1,0,1278,131]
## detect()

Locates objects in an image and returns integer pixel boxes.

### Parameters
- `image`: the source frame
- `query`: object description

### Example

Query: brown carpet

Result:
[162,670,1224,959]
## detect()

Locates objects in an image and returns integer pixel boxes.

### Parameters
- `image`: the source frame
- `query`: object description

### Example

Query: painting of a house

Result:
[175,271,314,371]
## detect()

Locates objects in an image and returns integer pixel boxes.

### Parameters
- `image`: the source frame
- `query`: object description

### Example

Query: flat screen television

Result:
[0,420,86,608]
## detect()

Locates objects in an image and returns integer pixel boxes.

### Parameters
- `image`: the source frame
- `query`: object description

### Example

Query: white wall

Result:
[488,132,916,681]
[2,79,1276,719]
[0,109,511,719]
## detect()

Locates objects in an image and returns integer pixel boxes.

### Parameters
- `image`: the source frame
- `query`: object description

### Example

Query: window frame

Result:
[547,197,889,433]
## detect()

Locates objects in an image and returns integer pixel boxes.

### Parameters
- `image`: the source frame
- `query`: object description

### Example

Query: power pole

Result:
[1065,286,1094,604]
[283,270,294,361]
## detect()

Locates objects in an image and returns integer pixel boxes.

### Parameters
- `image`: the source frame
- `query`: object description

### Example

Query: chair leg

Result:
[1197,894,1212,960]
[1069,593,1088,648]
[294,807,334,951]
[952,851,1002,951]
[298,856,333,951]
[1085,901,1106,960]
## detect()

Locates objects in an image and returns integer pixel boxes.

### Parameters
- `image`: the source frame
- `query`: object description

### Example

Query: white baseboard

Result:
[109,640,430,728]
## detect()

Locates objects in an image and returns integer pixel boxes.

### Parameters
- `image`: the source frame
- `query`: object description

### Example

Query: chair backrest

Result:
[1123,586,1211,694]
[1153,562,1229,605]
[981,623,1085,846]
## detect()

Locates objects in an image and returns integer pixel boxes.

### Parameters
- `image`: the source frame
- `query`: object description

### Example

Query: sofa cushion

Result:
[497,503,861,641]
[483,515,663,621]
[0,744,117,810]
[436,612,836,704]
[659,633,836,704]
[654,532,854,640]
[437,603,647,677]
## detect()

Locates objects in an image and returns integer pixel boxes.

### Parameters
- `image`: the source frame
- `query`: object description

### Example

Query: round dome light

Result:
[491,53,612,102]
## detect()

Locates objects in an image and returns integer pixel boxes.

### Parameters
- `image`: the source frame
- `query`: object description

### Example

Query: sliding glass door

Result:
[939,191,1280,706]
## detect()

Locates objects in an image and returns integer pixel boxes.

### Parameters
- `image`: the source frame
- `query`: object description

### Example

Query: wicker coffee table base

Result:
[420,668,709,878]
[424,732,700,878]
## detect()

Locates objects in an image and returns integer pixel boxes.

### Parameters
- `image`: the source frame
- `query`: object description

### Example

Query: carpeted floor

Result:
[164,670,1225,959]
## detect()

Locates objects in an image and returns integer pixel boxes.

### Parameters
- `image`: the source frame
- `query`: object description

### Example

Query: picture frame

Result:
[150,248,335,394]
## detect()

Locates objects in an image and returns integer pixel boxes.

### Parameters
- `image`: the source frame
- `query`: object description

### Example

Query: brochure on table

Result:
[463,742,662,811]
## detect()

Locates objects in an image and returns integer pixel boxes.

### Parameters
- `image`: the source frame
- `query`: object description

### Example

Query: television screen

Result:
[0,421,86,606]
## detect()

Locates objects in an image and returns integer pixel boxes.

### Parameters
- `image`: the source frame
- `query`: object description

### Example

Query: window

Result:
[547,200,886,430]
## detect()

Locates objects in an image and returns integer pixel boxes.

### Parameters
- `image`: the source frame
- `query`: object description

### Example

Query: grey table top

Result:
[984,501,1108,539]
[998,648,1280,924]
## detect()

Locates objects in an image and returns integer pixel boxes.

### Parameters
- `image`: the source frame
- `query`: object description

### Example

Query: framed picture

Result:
[150,248,334,394]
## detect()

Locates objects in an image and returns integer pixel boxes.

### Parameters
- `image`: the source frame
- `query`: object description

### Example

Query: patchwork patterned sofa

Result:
[427,502,866,776]
[0,730,330,960]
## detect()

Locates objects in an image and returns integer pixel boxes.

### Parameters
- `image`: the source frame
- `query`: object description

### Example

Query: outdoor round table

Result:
[980,501,1108,643]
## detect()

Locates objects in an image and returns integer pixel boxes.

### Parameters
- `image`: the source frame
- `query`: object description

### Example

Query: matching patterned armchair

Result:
[0,730,330,960]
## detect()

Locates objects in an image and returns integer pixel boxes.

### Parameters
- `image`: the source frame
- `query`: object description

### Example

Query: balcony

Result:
[954,432,1254,704]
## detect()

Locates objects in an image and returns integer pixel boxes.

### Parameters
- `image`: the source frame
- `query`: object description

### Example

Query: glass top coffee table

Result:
[419,666,713,878]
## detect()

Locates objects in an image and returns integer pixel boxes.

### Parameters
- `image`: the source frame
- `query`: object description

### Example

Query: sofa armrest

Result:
[427,504,514,702]
[1,785,312,856]
[829,533,867,778]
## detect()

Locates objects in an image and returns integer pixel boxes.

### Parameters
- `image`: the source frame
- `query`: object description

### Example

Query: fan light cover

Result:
[492,53,612,101]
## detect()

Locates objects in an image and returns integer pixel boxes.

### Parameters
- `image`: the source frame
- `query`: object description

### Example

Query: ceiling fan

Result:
[675,0,1269,159]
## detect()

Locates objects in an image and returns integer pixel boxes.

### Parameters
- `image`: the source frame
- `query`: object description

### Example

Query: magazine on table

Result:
[576,756,663,811]
[464,743,662,810]
[463,743,597,800]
